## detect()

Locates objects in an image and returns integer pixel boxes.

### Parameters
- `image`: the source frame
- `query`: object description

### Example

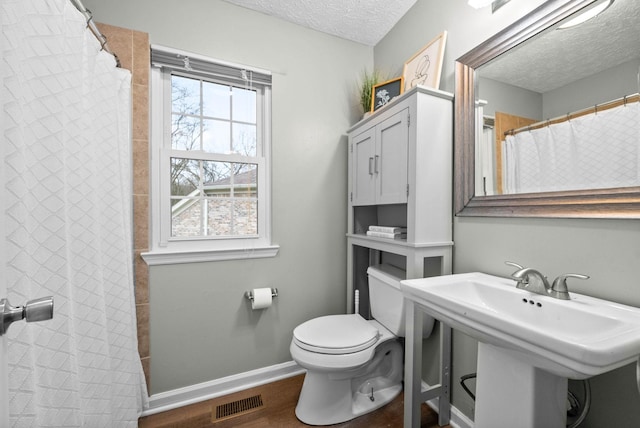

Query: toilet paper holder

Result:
[245,288,278,301]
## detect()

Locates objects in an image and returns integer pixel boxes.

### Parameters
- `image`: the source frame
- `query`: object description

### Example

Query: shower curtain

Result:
[503,102,640,194]
[1,0,148,426]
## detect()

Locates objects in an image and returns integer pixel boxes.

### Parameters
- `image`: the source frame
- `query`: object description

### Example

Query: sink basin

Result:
[401,272,640,379]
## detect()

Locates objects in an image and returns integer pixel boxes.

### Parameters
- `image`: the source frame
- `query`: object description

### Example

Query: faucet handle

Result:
[505,261,524,270]
[552,273,589,290]
[550,273,589,299]
[505,262,527,288]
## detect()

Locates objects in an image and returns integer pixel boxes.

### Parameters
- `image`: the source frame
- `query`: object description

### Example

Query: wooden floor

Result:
[139,374,451,428]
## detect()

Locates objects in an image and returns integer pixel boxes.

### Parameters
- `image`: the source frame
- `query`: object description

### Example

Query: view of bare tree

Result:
[170,77,258,201]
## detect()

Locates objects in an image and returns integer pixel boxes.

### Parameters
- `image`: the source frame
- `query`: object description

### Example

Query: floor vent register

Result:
[212,394,265,423]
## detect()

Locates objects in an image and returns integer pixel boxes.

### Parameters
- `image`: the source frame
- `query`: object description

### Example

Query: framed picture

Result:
[402,31,447,92]
[371,77,404,112]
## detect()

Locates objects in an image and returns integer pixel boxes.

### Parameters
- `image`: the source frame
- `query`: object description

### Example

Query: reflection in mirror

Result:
[478,0,639,196]
[454,0,640,218]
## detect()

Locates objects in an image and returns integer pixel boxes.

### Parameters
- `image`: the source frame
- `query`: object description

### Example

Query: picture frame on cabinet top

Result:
[403,31,447,92]
[371,77,404,112]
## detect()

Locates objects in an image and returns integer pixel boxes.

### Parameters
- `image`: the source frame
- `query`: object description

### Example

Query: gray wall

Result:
[479,59,639,121]
[479,77,543,119]
[86,0,640,425]
[376,0,640,426]
[83,0,372,394]
[543,59,640,118]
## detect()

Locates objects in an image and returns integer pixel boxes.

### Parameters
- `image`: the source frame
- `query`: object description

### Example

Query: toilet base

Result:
[294,339,403,425]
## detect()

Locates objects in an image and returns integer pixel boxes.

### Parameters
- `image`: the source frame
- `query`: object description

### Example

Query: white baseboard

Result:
[141,360,305,417]
[141,363,474,427]
[422,380,474,428]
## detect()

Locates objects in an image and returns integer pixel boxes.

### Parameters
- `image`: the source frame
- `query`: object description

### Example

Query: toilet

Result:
[290,264,435,425]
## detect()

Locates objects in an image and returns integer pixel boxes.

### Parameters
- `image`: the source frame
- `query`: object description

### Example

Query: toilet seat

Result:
[293,314,379,354]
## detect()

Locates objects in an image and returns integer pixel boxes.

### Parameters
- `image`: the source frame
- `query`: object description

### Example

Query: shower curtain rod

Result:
[505,92,640,137]
[69,0,121,67]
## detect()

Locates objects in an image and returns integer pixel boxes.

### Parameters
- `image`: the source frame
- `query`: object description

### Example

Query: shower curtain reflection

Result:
[502,101,640,194]
[1,0,147,426]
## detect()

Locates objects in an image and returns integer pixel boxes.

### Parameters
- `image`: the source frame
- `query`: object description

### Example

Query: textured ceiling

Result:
[222,0,417,46]
[479,0,640,93]
[222,0,639,92]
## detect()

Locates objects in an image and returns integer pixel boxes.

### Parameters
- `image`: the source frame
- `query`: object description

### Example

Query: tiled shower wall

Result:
[96,23,151,389]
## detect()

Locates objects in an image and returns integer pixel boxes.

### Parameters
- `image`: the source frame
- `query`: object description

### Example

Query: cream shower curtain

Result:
[1,0,147,426]
[503,102,640,194]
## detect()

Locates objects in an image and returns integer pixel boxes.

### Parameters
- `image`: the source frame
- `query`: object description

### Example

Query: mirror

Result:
[454,0,640,218]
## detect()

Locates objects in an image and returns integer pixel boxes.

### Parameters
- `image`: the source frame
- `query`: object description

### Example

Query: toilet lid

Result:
[293,314,379,354]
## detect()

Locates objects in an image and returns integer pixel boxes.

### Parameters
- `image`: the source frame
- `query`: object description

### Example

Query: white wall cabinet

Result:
[346,86,454,314]
[351,109,409,206]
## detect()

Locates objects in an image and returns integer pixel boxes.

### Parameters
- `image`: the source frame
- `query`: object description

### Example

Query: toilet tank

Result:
[367,264,434,338]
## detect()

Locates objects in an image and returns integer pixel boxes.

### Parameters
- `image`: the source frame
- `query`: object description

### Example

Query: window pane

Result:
[203,162,258,236]
[168,160,259,238]
[232,87,256,123]
[172,75,200,115]
[172,114,201,150]
[232,200,258,235]
[202,160,231,189]
[171,198,203,237]
[202,119,230,154]
[207,199,233,236]
[171,158,200,197]
[233,163,257,196]
[232,123,257,156]
[203,82,230,119]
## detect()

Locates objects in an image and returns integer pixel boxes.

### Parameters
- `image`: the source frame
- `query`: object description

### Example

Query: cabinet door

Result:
[376,109,408,204]
[351,128,376,205]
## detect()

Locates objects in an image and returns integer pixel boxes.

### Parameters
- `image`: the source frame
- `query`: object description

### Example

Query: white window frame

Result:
[142,46,278,265]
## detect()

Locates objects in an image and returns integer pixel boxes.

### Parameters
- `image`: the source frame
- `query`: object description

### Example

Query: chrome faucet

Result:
[511,267,551,296]
[505,261,589,300]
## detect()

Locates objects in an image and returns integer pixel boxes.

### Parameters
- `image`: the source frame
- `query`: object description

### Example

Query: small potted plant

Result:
[358,69,381,118]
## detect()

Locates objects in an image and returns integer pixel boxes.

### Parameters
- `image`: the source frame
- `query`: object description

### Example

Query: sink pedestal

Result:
[475,343,568,428]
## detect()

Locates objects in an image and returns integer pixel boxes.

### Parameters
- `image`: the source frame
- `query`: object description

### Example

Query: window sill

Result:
[141,245,280,266]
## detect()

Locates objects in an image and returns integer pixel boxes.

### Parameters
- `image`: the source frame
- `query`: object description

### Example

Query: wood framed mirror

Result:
[454,0,640,218]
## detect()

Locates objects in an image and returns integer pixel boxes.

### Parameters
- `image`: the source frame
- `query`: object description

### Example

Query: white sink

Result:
[401,272,640,379]
[402,272,640,427]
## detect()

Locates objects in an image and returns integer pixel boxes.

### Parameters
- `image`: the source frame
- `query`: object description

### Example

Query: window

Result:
[143,46,278,265]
